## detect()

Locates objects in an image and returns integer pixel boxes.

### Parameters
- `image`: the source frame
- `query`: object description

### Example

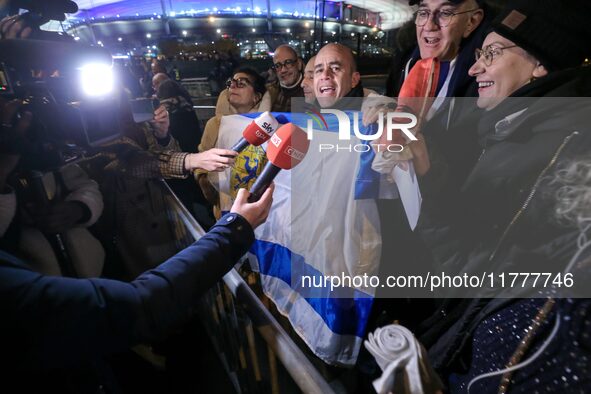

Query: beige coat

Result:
[17,164,105,277]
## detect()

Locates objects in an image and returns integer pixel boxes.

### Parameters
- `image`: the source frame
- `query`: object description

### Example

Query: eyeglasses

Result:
[226,77,252,89]
[271,58,297,70]
[474,45,518,66]
[414,8,479,27]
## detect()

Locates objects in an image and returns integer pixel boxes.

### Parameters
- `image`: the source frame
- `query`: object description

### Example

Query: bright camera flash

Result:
[80,63,114,96]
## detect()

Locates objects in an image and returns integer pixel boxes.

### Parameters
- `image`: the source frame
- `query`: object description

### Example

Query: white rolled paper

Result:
[364,324,442,394]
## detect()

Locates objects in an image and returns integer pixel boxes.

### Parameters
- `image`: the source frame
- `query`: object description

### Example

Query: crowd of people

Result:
[1,0,591,392]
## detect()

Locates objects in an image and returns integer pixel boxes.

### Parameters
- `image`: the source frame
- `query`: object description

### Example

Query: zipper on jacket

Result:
[489,131,579,262]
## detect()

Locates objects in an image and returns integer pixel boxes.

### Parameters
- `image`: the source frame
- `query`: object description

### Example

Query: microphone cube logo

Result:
[285,146,305,161]
[270,133,282,148]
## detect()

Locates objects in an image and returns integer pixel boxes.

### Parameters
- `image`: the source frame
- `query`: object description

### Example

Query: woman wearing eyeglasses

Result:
[411,0,591,392]
[197,67,272,218]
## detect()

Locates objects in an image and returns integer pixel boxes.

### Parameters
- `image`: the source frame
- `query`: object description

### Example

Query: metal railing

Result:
[162,182,335,394]
[181,77,213,98]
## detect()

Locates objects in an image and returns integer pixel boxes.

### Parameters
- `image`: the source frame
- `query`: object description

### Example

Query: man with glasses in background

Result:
[390,0,487,101]
[398,0,490,182]
[378,0,490,184]
[379,0,490,188]
[267,44,304,112]
[367,0,490,334]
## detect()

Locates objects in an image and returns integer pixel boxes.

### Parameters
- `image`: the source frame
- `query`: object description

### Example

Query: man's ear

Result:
[463,9,484,38]
[532,63,549,78]
[351,71,361,88]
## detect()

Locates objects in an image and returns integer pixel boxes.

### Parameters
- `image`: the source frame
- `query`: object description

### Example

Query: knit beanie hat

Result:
[491,0,591,71]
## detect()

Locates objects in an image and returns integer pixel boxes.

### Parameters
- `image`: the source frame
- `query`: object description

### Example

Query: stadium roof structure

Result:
[62,0,412,31]
[37,0,413,56]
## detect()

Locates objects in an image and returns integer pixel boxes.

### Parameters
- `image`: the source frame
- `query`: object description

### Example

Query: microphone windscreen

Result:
[267,123,310,170]
[242,111,279,146]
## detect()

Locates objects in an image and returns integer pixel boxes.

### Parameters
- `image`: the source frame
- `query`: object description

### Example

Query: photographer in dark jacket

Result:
[155,77,215,225]
[0,96,274,387]
[155,77,202,154]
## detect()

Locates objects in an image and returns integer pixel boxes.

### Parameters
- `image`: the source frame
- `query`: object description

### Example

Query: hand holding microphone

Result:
[231,184,275,229]
[247,123,309,203]
[186,148,237,172]
[191,112,281,204]
[188,112,278,172]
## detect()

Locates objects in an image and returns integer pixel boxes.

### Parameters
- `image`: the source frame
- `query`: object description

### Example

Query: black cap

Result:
[12,0,78,21]
[491,0,591,71]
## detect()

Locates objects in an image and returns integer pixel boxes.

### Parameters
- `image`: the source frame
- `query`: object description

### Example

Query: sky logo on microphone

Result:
[260,121,275,134]
[251,111,279,141]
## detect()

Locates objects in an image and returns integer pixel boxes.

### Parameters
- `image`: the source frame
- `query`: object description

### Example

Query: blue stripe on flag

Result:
[250,239,373,338]
[355,122,382,199]
[241,112,291,125]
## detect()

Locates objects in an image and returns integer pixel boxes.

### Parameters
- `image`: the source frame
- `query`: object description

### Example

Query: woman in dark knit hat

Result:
[414,0,591,392]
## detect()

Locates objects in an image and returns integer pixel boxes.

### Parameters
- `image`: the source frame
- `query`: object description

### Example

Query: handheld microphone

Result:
[230,111,279,152]
[247,123,309,203]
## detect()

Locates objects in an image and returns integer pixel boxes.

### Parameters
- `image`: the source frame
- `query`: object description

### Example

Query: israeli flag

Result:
[214,112,383,366]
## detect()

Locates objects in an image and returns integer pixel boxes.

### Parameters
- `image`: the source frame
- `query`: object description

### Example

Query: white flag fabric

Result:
[214,112,385,366]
